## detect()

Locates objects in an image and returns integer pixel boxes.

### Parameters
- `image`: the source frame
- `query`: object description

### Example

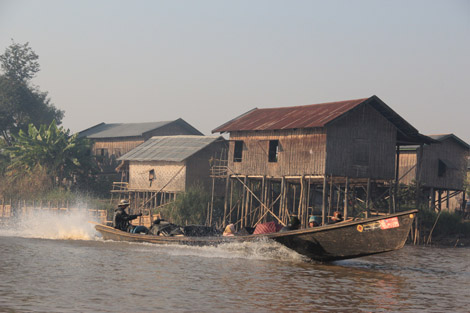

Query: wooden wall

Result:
[93,137,144,157]
[228,129,327,177]
[326,103,397,179]
[418,139,468,190]
[186,141,227,190]
[128,161,187,192]
[398,150,417,185]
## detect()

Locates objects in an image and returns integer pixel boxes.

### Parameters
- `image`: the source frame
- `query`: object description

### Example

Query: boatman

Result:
[113,199,142,232]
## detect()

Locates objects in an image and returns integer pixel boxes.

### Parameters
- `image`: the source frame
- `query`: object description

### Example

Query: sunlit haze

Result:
[1,0,469,143]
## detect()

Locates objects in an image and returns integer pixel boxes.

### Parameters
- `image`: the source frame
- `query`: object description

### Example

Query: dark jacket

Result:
[113,207,140,231]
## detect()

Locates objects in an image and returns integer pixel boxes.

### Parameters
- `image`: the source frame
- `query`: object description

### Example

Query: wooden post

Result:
[344,177,349,220]
[322,175,327,225]
[388,180,393,214]
[223,174,230,228]
[430,188,435,211]
[328,175,333,220]
[210,177,215,226]
[306,177,311,226]
[280,176,286,223]
[366,178,371,218]
[446,190,450,209]
[438,190,442,211]
[241,176,247,227]
[394,145,400,213]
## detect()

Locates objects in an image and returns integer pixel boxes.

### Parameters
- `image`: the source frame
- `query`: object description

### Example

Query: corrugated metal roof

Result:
[118,136,223,162]
[212,95,435,146]
[212,98,367,132]
[428,134,470,149]
[79,121,174,138]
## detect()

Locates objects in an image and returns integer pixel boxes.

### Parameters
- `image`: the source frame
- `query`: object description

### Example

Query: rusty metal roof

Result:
[118,135,224,162]
[212,95,434,145]
[212,98,367,132]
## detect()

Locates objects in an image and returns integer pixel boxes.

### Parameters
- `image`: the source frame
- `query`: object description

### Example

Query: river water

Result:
[0,211,469,313]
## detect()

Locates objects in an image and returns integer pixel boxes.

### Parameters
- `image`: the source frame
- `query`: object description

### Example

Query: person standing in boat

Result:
[113,199,142,232]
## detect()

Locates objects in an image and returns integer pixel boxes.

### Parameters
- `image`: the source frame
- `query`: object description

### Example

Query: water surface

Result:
[0,212,468,312]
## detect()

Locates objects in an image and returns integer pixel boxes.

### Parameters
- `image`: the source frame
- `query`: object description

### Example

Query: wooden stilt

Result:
[322,175,327,225]
[366,178,371,218]
[344,177,349,219]
[328,175,333,220]
[223,174,230,228]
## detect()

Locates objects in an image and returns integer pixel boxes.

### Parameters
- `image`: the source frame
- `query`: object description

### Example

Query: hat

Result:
[118,199,130,206]
[289,216,300,227]
[309,216,315,223]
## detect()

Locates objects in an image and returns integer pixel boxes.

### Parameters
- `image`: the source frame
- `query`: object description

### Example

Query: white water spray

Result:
[0,209,99,240]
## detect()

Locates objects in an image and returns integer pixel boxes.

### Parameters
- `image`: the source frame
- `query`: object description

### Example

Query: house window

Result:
[233,141,243,162]
[268,140,279,162]
[438,159,447,177]
[96,148,108,157]
[149,169,156,186]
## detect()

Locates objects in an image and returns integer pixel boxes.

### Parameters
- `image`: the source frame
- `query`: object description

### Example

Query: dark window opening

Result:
[149,169,156,186]
[233,141,243,162]
[438,159,447,177]
[268,140,279,162]
[96,148,108,157]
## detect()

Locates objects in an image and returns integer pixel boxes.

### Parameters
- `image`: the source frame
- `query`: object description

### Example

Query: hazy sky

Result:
[1,0,469,143]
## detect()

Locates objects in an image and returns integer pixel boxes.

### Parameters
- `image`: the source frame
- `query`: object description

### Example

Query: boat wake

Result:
[131,238,309,263]
[0,209,98,240]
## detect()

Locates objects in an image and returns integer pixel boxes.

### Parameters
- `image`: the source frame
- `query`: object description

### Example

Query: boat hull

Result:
[95,210,417,262]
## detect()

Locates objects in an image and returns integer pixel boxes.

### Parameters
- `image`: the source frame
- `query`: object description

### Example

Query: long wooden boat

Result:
[94,209,417,262]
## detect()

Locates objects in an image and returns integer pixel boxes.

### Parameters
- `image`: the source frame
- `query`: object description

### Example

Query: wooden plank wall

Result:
[228,129,327,177]
[326,103,396,179]
[128,161,186,192]
[93,137,144,157]
[419,139,468,190]
[398,151,417,185]
[186,141,227,191]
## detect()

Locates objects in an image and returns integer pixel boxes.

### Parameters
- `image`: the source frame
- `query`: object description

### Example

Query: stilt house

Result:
[212,95,433,228]
[78,119,203,159]
[399,134,469,212]
[78,119,203,175]
[115,135,226,214]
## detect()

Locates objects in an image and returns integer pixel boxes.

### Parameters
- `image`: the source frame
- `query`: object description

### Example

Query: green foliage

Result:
[417,207,470,239]
[161,184,211,225]
[0,40,39,82]
[3,121,96,195]
[0,41,63,145]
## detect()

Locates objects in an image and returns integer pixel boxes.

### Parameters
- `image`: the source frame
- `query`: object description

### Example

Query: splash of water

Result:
[133,238,309,263]
[0,209,98,240]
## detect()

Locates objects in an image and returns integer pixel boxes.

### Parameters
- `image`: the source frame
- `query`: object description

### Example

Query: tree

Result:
[0,40,40,82]
[0,41,63,145]
[5,121,95,191]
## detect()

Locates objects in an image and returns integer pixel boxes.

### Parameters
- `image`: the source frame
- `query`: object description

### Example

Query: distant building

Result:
[78,119,203,174]
[399,134,470,212]
[115,135,226,213]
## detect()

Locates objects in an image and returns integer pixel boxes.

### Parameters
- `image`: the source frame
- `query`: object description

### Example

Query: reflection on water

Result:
[0,214,469,312]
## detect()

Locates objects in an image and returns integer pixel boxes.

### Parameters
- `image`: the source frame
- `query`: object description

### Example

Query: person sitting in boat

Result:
[113,199,142,232]
[329,211,344,224]
[280,216,301,232]
[223,224,236,236]
[149,218,184,236]
[308,216,320,228]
